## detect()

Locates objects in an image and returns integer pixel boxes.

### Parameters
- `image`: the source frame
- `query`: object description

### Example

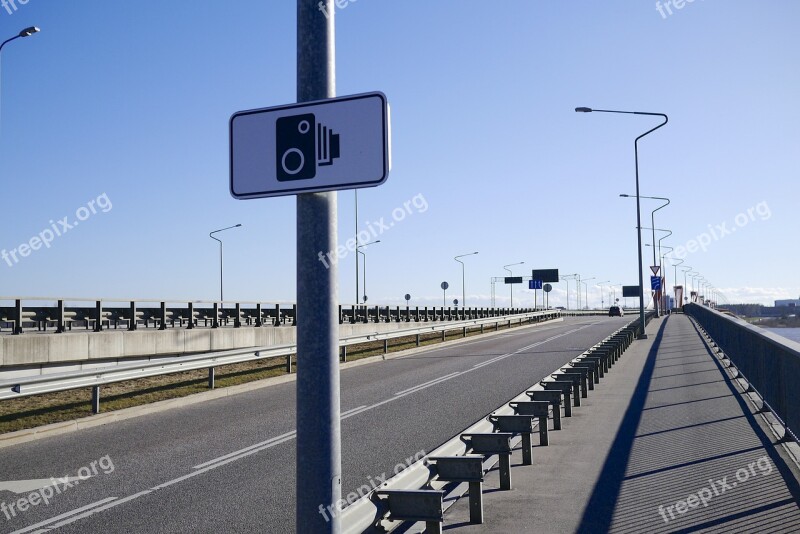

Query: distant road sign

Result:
[441,282,449,290]
[230,92,390,199]
[651,276,662,291]
[404,294,411,302]
[505,277,523,284]
[453,299,459,306]
[529,280,543,290]
[622,285,641,298]
[650,266,661,276]
[531,269,559,283]
[543,283,553,293]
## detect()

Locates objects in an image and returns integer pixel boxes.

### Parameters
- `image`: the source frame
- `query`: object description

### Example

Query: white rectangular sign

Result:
[230,92,390,199]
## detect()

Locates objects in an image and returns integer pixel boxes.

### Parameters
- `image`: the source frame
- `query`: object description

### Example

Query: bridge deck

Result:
[444,313,800,532]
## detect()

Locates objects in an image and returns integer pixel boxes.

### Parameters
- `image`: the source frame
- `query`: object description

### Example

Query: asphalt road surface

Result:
[0,316,628,533]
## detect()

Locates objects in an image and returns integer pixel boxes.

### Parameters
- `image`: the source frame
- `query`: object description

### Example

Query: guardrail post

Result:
[208,367,215,389]
[338,305,343,325]
[56,299,66,333]
[255,303,263,327]
[213,302,220,328]
[286,354,293,374]
[13,299,22,334]
[187,302,195,329]
[292,304,297,326]
[91,386,101,414]
[129,301,138,331]
[234,302,241,328]
[383,339,389,354]
[274,304,281,326]
[495,321,499,331]
[95,300,103,332]
[160,302,167,331]
[442,329,446,341]
[480,324,484,334]
[341,346,347,362]
[463,326,467,338]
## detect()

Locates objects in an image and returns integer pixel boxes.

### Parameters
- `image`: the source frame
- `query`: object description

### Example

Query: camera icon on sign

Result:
[276,113,341,181]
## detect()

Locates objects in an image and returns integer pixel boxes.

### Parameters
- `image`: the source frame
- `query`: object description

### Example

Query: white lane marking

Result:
[394,372,460,396]
[32,320,603,528]
[340,405,368,417]
[0,478,81,494]
[10,497,118,534]
[28,492,151,533]
[192,429,297,470]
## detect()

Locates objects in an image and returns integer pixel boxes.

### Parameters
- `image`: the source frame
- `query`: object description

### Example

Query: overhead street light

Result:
[577,106,669,338]
[454,252,479,308]
[621,194,670,313]
[580,277,596,309]
[356,240,381,304]
[1,27,40,134]
[209,224,242,306]
[597,280,611,309]
[503,261,524,307]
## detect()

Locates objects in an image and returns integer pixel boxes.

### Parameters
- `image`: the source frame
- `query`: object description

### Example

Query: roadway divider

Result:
[0,310,561,414]
[340,315,650,533]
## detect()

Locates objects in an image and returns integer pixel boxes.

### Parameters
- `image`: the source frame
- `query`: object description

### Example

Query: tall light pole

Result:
[503,261,524,307]
[455,252,479,308]
[1,27,40,134]
[682,267,693,303]
[621,194,670,273]
[561,274,578,310]
[580,277,596,309]
[577,107,668,338]
[356,240,380,304]
[597,280,610,309]
[209,224,242,305]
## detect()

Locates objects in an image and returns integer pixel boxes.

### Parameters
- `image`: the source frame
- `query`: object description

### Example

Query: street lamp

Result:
[356,240,381,304]
[620,194,670,275]
[560,274,578,310]
[0,27,40,54]
[1,27,40,132]
[580,277,596,309]
[577,106,669,338]
[503,261,524,307]
[454,252,479,308]
[597,281,611,309]
[209,224,242,306]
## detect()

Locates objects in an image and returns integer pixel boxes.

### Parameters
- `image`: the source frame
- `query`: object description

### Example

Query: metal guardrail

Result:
[685,303,800,441]
[0,296,544,334]
[339,316,647,532]
[0,311,561,409]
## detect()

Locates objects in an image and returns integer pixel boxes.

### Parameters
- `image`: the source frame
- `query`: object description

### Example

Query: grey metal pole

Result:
[296,1,341,531]
[355,189,359,305]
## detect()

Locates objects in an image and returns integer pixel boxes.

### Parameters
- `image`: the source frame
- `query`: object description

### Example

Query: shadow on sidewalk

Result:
[574,317,669,532]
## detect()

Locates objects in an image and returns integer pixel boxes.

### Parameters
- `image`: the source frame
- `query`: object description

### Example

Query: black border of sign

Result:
[229,91,390,200]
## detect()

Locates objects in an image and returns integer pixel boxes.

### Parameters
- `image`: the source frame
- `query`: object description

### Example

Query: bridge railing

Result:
[685,303,800,440]
[0,296,543,334]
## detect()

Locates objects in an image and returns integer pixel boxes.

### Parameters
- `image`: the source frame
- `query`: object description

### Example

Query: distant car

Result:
[609,306,623,317]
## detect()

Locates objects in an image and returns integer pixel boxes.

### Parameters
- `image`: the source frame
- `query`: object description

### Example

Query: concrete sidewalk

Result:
[442,314,800,532]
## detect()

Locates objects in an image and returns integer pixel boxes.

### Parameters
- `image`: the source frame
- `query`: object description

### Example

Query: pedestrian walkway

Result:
[443,313,800,532]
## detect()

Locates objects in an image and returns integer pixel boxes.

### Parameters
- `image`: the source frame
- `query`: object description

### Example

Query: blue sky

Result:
[1,0,798,308]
